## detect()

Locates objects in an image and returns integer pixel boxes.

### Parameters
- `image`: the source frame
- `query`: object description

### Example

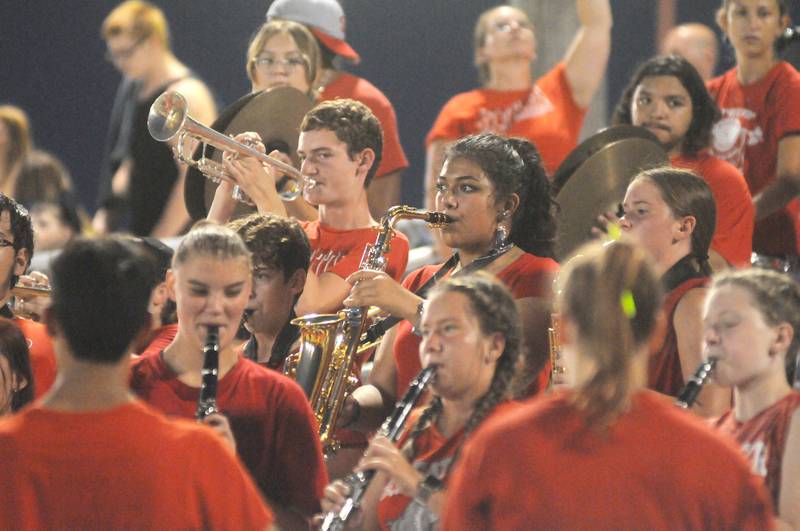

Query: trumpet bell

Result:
[147,91,188,142]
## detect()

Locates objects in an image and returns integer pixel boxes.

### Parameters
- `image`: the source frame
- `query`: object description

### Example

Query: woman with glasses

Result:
[93,0,217,238]
[424,0,612,226]
[246,19,321,97]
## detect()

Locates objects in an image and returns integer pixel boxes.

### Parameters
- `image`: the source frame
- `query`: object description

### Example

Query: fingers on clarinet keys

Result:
[321,480,353,513]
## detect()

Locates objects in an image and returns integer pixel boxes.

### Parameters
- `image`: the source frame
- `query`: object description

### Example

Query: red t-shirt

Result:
[0,401,272,530]
[13,317,56,399]
[129,352,327,516]
[320,72,408,179]
[426,63,585,176]
[393,252,558,397]
[136,323,178,358]
[708,62,800,256]
[301,220,409,283]
[648,276,707,397]
[714,391,800,508]
[376,401,521,530]
[443,390,774,530]
[671,152,754,267]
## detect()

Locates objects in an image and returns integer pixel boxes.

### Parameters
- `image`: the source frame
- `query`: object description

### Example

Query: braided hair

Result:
[402,272,522,458]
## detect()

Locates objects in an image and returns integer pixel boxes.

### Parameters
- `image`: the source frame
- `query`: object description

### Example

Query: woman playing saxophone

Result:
[318,273,525,530]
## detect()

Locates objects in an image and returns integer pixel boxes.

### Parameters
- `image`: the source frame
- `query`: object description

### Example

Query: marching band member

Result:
[443,241,773,530]
[93,0,217,237]
[613,54,754,268]
[246,19,321,97]
[228,213,310,370]
[321,273,524,530]
[267,0,409,218]
[660,23,720,82]
[617,167,731,417]
[425,0,612,213]
[706,269,800,529]
[130,222,326,530]
[709,0,800,259]
[211,99,409,316]
[0,318,33,415]
[340,133,558,438]
[0,237,273,529]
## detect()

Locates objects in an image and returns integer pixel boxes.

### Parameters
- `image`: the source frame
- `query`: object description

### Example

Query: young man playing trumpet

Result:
[210,98,409,315]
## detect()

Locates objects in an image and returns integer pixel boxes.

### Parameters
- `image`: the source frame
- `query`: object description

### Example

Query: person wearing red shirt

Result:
[0,236,273,530]
[425,0,611,204]
[443,241,773,530]
[210,99,409,316]
[706,268,800,528]
[336,134,557,450]
[266,0,408,218]
[615,167,731,417]
[708,0,800,258]
[613,54,754,268]
[129,222,325,531]
[320,273,525,530]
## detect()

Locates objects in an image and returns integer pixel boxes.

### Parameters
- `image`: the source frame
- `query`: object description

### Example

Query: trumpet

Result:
[148,91,304,202]
[11,284,51,299]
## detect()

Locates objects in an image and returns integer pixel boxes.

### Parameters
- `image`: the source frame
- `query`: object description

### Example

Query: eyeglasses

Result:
[0,239,15,249]
[491,19,533,33]
[252,55,306,71]
[104,34,148,63]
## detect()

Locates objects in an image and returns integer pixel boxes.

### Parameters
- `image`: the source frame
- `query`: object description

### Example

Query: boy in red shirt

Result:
[0,237,272,529]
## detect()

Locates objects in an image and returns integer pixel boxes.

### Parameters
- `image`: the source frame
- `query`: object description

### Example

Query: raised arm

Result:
[563,0,613,108]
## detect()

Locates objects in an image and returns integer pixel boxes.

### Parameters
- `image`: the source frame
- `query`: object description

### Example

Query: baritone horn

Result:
[148,91,303,201]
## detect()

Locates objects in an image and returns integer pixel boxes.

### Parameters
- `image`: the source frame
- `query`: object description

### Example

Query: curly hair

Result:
[227,212,311,280]
[711,268,800,385]
[300,99,383,187]
[403,273,523,461]
[560,240,663,430]
[612,55,721,157]
[444,133,557,258]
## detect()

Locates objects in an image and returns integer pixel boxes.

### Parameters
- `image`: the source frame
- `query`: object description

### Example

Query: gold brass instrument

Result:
[148,91,304,202]
[286,206,451,456]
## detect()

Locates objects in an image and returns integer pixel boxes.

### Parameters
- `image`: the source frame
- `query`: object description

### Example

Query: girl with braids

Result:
[705,269,800,528]
[320,273,524,530]
[618,166,731,417]
[340,133,558,437]
[443,241,773,530]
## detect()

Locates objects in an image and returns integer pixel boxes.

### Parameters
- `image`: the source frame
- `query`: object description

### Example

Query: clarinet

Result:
[321,366,437,531]
[675,358,717,409]
[196,325,220,420]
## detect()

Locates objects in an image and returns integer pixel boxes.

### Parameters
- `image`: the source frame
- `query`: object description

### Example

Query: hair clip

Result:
[620,289,637,319]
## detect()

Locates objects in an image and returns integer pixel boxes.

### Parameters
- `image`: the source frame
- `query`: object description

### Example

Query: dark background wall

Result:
[2,0,798,213]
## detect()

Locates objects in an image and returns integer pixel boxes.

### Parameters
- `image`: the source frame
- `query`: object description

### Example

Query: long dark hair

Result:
[0,318,34,412]
[612,55,721,157]
[560,241,662,430]
[403,273,522,458]
[444,133,557,258]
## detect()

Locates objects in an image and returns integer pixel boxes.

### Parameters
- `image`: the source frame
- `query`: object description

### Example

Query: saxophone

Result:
[320,366,437,531]
[675,358,717,409]
[196,325,220,420]
[286,206,451,455]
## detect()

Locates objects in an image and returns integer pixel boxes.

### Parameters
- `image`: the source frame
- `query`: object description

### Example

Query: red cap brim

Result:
[311,28,361,64]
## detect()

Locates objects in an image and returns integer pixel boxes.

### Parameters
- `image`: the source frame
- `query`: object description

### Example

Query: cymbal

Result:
[551,125,661,194]
[554,129,667,261]
[184,86,313,220]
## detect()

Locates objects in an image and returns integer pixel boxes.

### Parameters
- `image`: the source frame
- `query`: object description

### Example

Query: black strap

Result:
[661,254,704,293]
[362,246,512,343]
